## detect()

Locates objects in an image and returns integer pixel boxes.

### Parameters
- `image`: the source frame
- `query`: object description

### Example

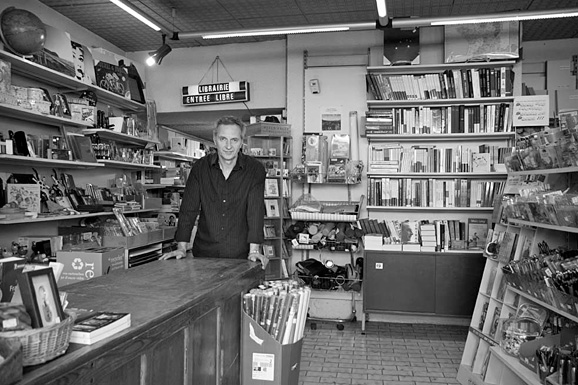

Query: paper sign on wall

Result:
[513,95,549,126]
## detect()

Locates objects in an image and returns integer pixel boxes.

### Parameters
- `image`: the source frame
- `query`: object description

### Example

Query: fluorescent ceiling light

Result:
[172,22,376,40]
[203,26,349,39]
[376,0,387,18]
[393,8,578,28]
[110,0,161,31]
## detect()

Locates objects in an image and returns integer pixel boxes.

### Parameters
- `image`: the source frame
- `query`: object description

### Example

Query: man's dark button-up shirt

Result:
[175,151,266,259]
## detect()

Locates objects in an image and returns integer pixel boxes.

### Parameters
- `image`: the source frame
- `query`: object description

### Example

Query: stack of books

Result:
[70,311,131,345]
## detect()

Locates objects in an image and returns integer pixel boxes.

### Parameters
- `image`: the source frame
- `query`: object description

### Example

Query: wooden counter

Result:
[18,258,264,385]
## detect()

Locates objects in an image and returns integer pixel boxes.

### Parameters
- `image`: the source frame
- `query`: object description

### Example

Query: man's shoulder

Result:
[243,153,266,170]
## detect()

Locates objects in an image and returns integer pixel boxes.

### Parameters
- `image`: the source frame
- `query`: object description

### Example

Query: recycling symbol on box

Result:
[72,258,84,270]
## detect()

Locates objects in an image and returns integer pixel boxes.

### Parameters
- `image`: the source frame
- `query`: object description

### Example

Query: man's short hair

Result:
[214,116,246,138]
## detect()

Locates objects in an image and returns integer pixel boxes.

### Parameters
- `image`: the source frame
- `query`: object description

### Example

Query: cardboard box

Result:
[56,247,125,287]
[241,311,303,385]
[247,122,291,137]
[103,230,163,249]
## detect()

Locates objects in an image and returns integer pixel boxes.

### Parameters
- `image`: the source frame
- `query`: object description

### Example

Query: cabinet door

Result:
[364,251,436,313]
[435,253,485,316]
[189,307,219,385]
[150,329,186,385]
[220,293,241,385]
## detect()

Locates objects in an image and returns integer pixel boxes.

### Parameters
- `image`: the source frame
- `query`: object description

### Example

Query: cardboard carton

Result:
[241,311,303,385]
[56,247,125,287]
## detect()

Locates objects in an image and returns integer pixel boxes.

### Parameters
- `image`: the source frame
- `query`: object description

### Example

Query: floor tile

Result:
[298,320,467,385]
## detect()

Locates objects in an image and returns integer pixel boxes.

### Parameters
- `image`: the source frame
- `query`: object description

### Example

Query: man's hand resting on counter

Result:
[159,248,187,260]
[248,251,268,270]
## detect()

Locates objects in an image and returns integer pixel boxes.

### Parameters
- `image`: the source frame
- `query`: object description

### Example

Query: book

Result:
[264,179,279,197]
[70,311,130,345]
[0,257,26,303]
[467,218,488,250]
[264,199,280,217]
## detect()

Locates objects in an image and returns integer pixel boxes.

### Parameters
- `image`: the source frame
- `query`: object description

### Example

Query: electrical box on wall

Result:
[309,79,320,94]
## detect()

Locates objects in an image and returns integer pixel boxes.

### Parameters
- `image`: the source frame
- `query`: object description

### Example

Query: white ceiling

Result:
[36,0,578,53]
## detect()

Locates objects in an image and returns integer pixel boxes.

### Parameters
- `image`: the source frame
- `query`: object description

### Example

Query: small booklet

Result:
[70,311,131,345]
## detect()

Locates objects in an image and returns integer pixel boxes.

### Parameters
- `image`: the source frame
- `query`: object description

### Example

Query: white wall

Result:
[135,40,287,114]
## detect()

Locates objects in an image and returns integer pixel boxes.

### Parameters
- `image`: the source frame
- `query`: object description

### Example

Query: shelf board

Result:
[0,154,105,169]
[0,103,91,128]
[154,151,199,162]
[365,249,483,255]
[367,96,514,108]
[140,184,185,189]
[508,219,578,234]
[251,154,292,159]
[367,206,493,212]
[97,159,161,170]
[468,326,498,346]
[0,50,145,112]
[508,166,578,176]
[367,60,517,74]
[365,132,514,141]
[367,172,507,178]
[81,129,159,146]
[456,364,486,385]
[0,209,156,225]
[489,346,543,385]
[508,286,578,324]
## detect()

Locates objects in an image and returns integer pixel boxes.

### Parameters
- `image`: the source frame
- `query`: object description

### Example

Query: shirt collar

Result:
[209,151,246,170]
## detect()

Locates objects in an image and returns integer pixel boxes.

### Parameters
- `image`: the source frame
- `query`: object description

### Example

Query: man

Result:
[160,116,268,269]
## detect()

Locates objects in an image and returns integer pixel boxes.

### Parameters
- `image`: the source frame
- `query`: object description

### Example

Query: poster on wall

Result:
[320,106,342,131]
[444,21,520,63]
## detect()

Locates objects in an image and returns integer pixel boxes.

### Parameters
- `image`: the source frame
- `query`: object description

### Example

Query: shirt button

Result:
[223,199,226,203]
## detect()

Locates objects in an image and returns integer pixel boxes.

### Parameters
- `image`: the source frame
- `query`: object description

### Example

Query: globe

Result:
[0,7,46,56]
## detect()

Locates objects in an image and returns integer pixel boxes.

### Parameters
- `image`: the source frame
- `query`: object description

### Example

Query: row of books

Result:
[366,66,515,101]
[368,144,510,174]
[242,280,310,344]
[360,218,489,252]
[364,103,513,135]
[367,178,505,209]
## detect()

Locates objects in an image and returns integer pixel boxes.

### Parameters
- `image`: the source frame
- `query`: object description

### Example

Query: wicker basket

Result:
[290,196,364,222]
[0,310,76,366]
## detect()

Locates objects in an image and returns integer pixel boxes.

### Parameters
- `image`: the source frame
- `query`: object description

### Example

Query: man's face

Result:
[214,123,243,162]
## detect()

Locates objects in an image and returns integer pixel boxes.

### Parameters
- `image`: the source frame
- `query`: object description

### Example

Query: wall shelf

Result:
[508,219,578,234]
[0,154,105,169]
[367,206,494,212]
[154,151,199,162]
[0,50,145,112]
[508,166,578,176]
[0,103,91,128]
[97,159,161,170]
[365,132,515,142]
[367,96,515,108]
[0,209,156,225]
[367,172,508,178]
[82,128,159,146]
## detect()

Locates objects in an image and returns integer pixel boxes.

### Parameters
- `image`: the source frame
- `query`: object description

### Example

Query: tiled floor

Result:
[298,320,468,385]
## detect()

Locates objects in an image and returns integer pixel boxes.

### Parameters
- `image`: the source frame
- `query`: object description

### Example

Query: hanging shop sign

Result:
[182,81,250,106]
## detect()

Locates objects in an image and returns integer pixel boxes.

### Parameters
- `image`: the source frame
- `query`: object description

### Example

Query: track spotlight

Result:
[146,34,172,66]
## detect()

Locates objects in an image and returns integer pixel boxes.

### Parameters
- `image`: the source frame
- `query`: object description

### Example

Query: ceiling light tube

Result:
[110,0,161,31]
[376,0,387,18]
[392,8,578,28]
[175,22,376,40]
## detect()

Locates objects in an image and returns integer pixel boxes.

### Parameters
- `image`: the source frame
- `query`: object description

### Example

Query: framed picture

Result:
[17,268,65,328]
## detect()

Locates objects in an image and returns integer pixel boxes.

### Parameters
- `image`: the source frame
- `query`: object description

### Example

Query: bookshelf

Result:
[457,166,578,385]
[245,128,292,280]
[362,61,518,321]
